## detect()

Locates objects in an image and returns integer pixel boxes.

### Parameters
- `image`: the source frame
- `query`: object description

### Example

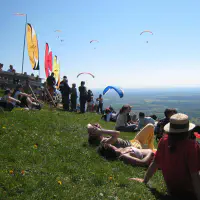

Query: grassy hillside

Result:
[0,109,172,200]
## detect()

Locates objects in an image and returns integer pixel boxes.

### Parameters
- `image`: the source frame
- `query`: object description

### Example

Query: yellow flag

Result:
[53,56,60,88]
[26,23,39,70]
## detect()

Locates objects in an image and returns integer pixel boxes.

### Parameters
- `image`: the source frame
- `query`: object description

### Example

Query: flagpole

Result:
[21,14,27,74]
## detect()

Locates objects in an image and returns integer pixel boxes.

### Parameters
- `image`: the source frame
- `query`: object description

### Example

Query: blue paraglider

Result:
[103,86,124,98]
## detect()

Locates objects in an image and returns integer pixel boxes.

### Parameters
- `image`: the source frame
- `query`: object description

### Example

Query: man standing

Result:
[79,81,87,113]
[46,72,56,96]
[59,76,71,111]
[71,83,77,111]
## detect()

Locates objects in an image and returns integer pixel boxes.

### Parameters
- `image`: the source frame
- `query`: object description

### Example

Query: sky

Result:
[0,0,200,89]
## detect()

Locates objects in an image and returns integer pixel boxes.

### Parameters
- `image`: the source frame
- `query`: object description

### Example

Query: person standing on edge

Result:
[59,76,71,111]
[79,81,87,113]
[47,72,56,97]
[96,94,103,114]
[71,83,77,111]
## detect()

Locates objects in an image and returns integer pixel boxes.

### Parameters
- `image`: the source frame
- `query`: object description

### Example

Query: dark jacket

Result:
[79,86,87,99]
[71,88,78,99]
[59,81,71,96]
[47,75,56,87]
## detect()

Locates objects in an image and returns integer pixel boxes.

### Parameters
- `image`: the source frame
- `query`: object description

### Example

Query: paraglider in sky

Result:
[54,30,64,43]
[90,40,99,43]
[77,72,95,78]
[140,30,153,35]
[103,86,124,98]
[90,40,99,49]
[140,30,153,43]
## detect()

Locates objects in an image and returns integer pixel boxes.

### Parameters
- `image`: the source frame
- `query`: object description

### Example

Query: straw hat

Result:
[164,113,195,134]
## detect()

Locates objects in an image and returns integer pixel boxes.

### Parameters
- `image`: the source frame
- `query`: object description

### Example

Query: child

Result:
[101,108,112,122]
[87,96,95,112]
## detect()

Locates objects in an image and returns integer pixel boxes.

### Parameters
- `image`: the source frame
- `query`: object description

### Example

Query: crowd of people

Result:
[0,84,41,111]
[1,71,200,199]
[87,107,200,200]
[46,73,105,113]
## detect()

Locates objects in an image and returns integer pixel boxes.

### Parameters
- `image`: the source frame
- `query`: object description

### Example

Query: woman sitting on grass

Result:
[87,123,155,150]
[12,84,41,110]
[98,143,154,167]
[0,89,21,111]
[115,105,138,132]
[131,113,200,200]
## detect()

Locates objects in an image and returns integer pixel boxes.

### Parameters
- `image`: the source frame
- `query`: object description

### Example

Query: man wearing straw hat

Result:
[131,113,200,200]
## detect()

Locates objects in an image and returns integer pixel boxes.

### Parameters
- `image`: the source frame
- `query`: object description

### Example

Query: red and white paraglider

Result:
[77,72,95,78]
[140,30,153,43]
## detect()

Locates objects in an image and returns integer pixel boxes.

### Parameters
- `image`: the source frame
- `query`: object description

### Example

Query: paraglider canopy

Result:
[77,72,95,78]
[140,30,153,43]
[103,86,124,98]
[90,40,99,43]
[140,30,153,35]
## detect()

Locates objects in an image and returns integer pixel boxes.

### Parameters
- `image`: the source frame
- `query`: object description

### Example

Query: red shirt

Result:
[155,135,200,198]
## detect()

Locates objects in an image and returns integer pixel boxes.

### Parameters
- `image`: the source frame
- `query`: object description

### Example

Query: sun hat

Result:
[122,104,132,109]
[164,113,195,134]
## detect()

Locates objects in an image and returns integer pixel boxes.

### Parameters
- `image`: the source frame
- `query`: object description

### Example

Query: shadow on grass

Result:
[148,187,177,200]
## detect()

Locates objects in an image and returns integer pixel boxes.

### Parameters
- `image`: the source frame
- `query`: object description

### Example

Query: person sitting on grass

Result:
[130,113,200,200]
[0,89,21,111]
[101,108,119,122]
[101,108,112,122]
[115,105,138,132]
[154,108,177,141]
[98,143,154,167]
[12,84,41,110]
[137,112,155,130]
[87,123,155,150]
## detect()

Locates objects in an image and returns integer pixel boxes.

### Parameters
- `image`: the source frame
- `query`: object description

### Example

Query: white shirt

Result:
[138,117,155,130]
[115,113,127,128]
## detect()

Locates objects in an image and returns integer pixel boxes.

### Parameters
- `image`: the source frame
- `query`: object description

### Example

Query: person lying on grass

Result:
[87,123,156,151]
[98,143,154,167]
[130,113,200,200]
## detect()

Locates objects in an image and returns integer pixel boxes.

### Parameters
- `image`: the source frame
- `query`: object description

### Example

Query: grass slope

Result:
[0,109,170,200]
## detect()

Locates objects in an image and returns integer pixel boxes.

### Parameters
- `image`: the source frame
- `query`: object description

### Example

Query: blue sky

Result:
[0,0,200,89]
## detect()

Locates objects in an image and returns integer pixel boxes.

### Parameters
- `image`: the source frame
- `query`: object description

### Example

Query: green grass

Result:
[0,109,171,200]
